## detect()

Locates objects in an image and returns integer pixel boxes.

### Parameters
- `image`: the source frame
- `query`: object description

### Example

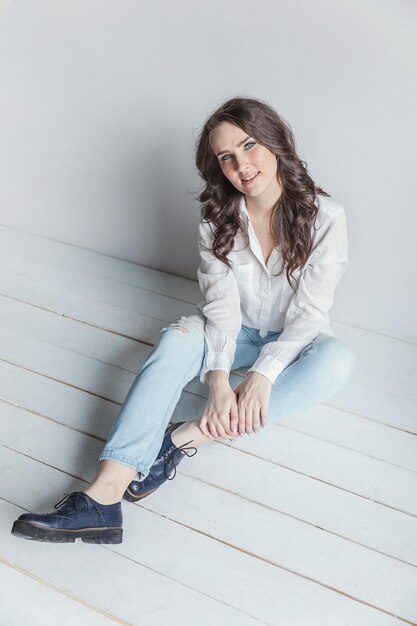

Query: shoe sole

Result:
[123,486,159,503]
[11,520,123,544]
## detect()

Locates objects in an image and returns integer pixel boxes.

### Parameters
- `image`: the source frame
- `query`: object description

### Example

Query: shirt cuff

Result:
[245,355,286,385]
[200,350,234,385]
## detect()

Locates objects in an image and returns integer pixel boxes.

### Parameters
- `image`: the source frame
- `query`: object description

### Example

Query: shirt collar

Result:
[239,195,250,222]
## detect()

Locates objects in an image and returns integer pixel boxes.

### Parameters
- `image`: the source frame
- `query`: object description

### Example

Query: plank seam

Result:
[0,555,131,625]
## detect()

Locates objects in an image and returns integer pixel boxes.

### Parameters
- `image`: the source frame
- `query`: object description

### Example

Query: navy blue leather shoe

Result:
[11,491,123,544]
[124,421,198,502]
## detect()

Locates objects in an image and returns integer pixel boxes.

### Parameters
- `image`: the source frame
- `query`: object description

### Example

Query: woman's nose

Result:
[235,153,250,171]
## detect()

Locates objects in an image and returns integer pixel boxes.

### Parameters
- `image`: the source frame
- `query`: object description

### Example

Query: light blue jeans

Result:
[99,311,356,480]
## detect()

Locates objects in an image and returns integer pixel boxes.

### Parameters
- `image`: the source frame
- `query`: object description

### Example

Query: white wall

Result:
[0,0,416,341]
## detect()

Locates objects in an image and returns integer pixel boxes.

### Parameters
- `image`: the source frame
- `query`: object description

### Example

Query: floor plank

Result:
[0,559,123,625]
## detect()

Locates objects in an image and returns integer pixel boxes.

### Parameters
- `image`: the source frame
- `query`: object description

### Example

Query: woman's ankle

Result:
[83,484,123,505]
[171,420,212,448]
[83,460,139,504]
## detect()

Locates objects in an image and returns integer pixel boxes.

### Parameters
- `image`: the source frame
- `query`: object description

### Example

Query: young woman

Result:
[11,96,356,544]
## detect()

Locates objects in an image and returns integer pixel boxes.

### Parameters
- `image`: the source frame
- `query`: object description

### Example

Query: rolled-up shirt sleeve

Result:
[246,206,349,385]
[196,219,242,385]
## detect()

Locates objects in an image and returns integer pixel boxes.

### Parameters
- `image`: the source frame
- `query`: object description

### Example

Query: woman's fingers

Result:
[219,416,235,437]
[207,420,222,440]
[200,414,242,441]
[234,377,270,435]
[230,404,239,434]
[239,405,261,434]
[260,405,268,429]
[214,419,230,440]
[238,406,246,436]
[199,416,214,440]
[245,411,254,434]
[252,404,261,433]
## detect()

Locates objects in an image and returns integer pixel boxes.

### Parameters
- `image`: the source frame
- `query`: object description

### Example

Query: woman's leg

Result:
[12,313,228,543]
[266,332,357,423]
[84,320,260,503]
[84,313,209,503]
[224,330,356,448]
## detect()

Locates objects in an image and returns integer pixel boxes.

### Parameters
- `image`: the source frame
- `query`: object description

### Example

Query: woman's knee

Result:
[141,314,206,382]
[158,313,206,353]
[160,313,205,336]
[315,335,357,388]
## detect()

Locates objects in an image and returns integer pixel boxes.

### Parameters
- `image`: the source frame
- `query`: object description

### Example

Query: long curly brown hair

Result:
[194,96,330,292]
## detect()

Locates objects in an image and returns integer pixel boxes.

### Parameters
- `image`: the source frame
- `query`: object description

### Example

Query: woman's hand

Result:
[199,380,240,441]
[232,371,271,435]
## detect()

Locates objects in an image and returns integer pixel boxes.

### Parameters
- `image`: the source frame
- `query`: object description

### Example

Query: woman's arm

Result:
[246,205,349,384]
[196,219,242,385]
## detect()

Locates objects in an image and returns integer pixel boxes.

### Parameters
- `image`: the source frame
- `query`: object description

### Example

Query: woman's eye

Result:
[220,142,256,163]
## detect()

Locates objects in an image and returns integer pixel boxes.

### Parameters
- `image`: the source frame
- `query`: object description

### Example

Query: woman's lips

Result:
[241,171,260,186]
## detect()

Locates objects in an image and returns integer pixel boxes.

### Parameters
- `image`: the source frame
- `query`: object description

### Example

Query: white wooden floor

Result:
[0,223,416,626]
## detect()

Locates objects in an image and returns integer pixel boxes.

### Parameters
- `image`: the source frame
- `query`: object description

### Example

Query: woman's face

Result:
[210,121,281,200]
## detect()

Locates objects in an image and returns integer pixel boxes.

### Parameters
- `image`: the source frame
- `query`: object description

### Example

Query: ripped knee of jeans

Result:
[160,314,205,336]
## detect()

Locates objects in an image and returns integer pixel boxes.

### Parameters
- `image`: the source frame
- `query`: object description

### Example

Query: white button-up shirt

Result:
[196,194,348,385]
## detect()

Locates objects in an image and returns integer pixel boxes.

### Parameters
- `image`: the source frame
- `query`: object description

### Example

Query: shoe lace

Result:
[164,439,197,480]
[53,491,101,517]
[53,492,78,509]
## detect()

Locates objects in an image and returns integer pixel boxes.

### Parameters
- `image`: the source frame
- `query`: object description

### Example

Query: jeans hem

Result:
[99,450,149,475]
